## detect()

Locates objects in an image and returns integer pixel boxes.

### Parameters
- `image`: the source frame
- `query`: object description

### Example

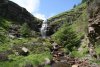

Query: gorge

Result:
[0,0,100,67]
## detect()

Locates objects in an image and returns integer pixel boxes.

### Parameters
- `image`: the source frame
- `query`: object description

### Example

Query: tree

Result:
[73,4,76,8]
[82,0,87,3]
[19,23,31,37]
[52,23,80,51]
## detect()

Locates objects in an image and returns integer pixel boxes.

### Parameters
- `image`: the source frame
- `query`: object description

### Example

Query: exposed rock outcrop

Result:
[87,0,100,43]
[50,42,96,67]
[87,0,100,57]
[0,0,42,32]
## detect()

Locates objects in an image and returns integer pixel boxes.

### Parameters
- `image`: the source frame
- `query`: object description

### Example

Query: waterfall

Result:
[41,20,47,38]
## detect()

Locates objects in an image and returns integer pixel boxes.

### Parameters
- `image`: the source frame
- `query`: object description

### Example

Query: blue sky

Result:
[10,0,82,20]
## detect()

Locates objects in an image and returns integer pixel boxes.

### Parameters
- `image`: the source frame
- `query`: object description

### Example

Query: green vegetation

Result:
[0,52,51,67]
[19,23,31,37]
[0,17,51,67]
[52,23,80,51]
[82,0,87,3]
[0,0,100,66]
[48,2,88,55]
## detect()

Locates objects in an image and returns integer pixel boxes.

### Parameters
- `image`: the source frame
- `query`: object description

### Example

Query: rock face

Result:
[87,0,100,57]
[0,0,42,32]
[87,0,100,42]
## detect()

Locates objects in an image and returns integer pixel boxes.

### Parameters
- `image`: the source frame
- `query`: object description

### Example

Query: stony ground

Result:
[50,42,100,67]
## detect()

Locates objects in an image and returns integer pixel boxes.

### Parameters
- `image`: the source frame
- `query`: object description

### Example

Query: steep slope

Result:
[87,0,100,60]
[0,0,52,67]
[47,3,87,36]
[47,0,100,66]
[46,2,89,59]
[0,0,43,43]
[0,0,42,32]
[0,0,100,67]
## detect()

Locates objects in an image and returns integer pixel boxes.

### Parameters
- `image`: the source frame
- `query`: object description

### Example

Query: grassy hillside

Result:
[47,1,100,65]
[0,17,52,67]
[0,0,100,67]
[48,2,89,57]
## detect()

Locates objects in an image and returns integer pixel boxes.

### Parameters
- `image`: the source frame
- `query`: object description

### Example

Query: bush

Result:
[81,0,87,3]
[52,23,80,51]
[19,23,31,37]
[0,28,8,43]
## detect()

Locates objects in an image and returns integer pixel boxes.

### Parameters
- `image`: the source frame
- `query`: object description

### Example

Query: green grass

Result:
[0,52,51,67]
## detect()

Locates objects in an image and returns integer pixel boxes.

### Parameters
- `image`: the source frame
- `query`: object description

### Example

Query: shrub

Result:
[19,23,31,37]
[52,23,80,51]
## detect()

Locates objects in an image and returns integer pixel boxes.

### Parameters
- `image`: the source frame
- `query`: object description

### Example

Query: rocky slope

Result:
[87,0,100,60]
[47,0,100,66]
[0,0,100,67]
[87,0,100,45]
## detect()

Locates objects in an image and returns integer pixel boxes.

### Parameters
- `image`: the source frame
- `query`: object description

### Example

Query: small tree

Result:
[20,23,31,37]
[73,4,76,8]
[82,0,87,3]
[52,23,80,51]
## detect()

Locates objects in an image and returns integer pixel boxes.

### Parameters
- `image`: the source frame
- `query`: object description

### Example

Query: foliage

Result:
[81,0,87,3]
[0,27,9,44]
[0,37,51,67]
[19,23,31,37]
[0,18,11,30]
[73,4,77,8]
[52,23,80,51]
[0,52,51,67]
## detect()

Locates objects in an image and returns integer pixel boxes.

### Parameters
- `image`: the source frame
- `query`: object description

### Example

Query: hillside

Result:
[0,0,51,67]
[47,0,100,66]
[0,0,100,67]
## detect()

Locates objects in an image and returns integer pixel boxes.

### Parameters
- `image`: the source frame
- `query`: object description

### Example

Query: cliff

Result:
[87,0,100,44]
[0,0,42,32]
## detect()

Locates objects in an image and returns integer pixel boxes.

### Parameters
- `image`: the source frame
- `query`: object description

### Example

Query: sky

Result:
[10,0,82,20]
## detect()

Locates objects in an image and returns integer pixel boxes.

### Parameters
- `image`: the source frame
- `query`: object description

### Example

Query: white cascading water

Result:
[41,20,47,38]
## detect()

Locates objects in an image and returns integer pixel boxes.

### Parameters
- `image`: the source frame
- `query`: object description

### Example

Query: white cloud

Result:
[34,13,46,20]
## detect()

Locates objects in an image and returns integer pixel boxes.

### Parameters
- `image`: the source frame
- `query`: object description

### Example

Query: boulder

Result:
[72,65,78,67]
[20,47,29,56]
